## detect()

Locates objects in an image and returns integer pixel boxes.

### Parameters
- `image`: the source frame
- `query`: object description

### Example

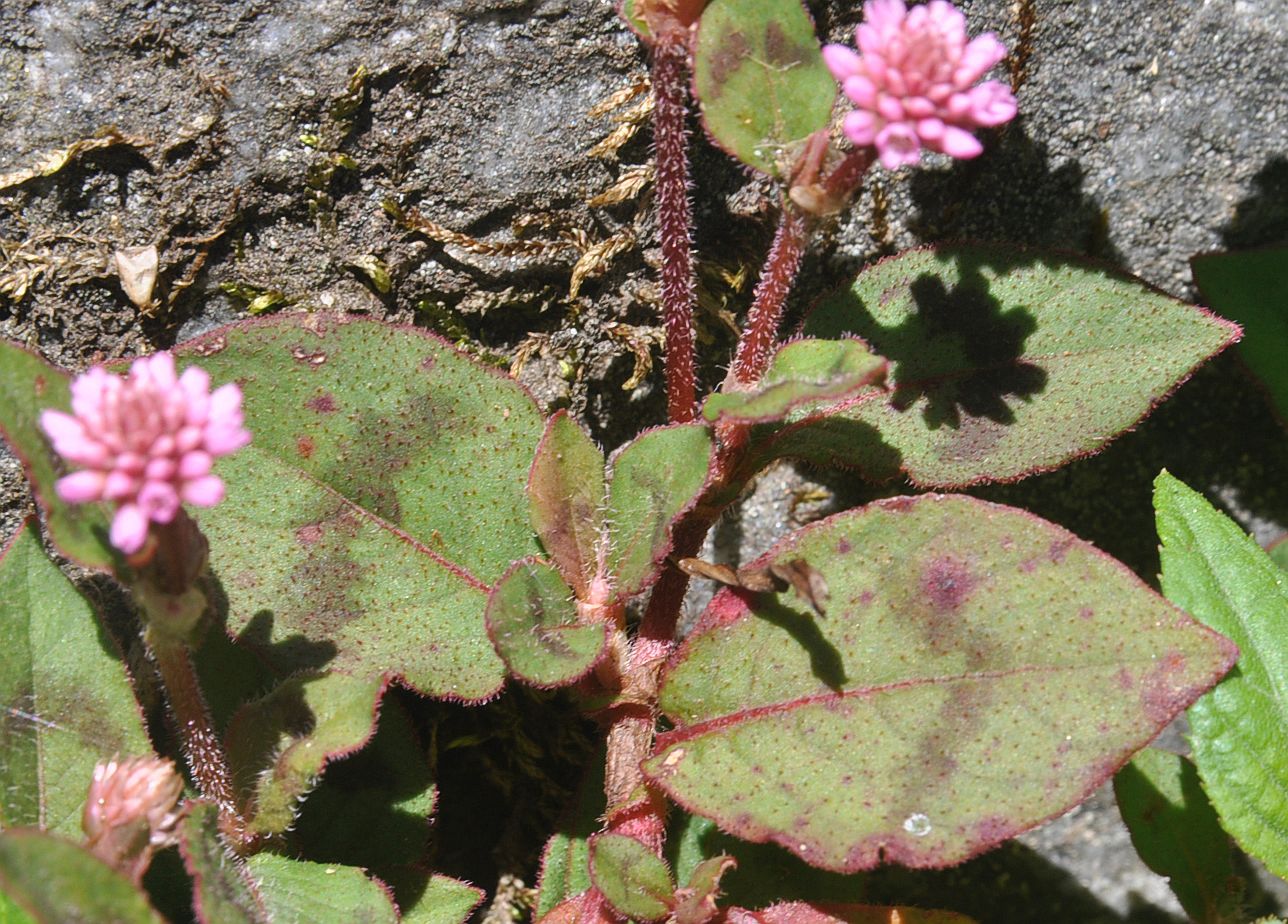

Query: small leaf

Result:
[1191,247,1288,422]
[605,423,713,596]
[393,873,484,924]
[589,833,675,922]
[618,0,651,39]
[539,891,617,924]
[646,494,1236,871]
[703,339,886,424]
[673,855,736,924]
[246,854,399,924]
[0,829,164,923]
[486,559,609,688]
[177,802,266,923]
[0,519,151,835]
[536,751,605,918]
[528,411,606,596]
[1114,747,1241,924]
[1155,471,1288,880]
[801,246,1239,487]
[726,903,976,924]
[225,672,385,836]
[0,341,111,568]
[692,0,835,175]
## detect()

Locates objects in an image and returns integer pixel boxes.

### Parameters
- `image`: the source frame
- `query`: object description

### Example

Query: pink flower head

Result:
[823,0,1018,169]
[40,352,251,555]
[83,755,184,883]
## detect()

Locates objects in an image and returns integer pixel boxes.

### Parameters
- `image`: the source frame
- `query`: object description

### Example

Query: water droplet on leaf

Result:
[903,813,932,836]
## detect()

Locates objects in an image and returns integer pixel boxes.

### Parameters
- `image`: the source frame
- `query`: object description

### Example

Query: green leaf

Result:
[528,411,606,597]
[672,854,735,924]
[246,854,399,924]
[1192,248,1288,422]
[393,873,484,924]
[589,833,675,921]
[225,672,385,836]
[725,903,976,924]
[174,315,548,701]
[1155,470,1288,880]
[0,342,111,568]
[605,424,713,596]
[535,752,605,919]
[801,246,1239,487]
[618,0,651,40]
[0,519,151,835]
[0,830,164,923]
[177,802,266,923]
[1269,535,1288,572]
[290,694,435,871]
[692,0,835,175]
[646,494,1236,871]
[1114,747,1241,924]
[702,340,886,424]
[486,559,608,688]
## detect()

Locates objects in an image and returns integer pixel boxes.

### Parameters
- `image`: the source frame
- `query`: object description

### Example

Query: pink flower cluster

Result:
[41,353,250,555]
[823,0,1018,169]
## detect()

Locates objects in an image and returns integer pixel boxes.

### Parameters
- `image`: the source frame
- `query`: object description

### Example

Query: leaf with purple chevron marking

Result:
[644,494,1235,871]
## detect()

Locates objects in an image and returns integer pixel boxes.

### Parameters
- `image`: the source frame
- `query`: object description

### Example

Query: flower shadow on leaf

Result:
[743,591,847,692]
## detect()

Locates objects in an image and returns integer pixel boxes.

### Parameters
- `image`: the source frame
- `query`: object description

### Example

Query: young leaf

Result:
[672,855,736,924]
[177,801,266,923]
[1114,747,1241,924]
[1155,471,1288,880]
[703,339,887,425]
[0,341,111,568]
[393,873,484,924]
[172,315,548,702]
[529,411,606,596]
[0,519,151,836]
[1191,247,1288,422]
[692,0,835,175]
[0,829,165,923]
[224,672,385,836]
[605,423,713,596]
[589,833,676,922]
[485,558,608,688]
[801,246,1239,487]
[246,854,399,924]
[645,494,1236,871]
[535,749,605,918]
[726,903,976,924]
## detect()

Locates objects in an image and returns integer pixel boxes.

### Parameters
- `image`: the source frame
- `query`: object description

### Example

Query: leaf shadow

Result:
[230,608,339,675]
[751,593,847,692]
[1221,155,1288,249]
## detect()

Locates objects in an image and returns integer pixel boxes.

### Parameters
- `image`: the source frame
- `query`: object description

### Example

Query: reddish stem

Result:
[651,38,698,423]
[728,203,811,386]
[150,636,250,849]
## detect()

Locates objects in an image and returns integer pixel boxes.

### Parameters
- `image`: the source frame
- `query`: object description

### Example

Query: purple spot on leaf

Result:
[921,555,975,611]
[306,392,338,413]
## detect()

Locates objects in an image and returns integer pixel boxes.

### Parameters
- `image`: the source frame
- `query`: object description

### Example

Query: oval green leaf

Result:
[174,315,547,702]
[800,246,1240,487]
[703,339,887,424]
[589,833,675,922]
[692,0,835,175]
[486,558,609,688]
[606,423,714,596]
[0,519,151,836]
[1155,471,1288,880]
[645,494,1236,871]
[528,411,606,597]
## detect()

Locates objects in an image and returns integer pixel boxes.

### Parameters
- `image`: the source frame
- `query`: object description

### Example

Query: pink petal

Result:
[137,482,180,523]
[56,470,107,503]
[863,0,908,35]
[843,110,881,146]
[877,94,906,121]
[104,471,138,501]
[41,410,110,466]
[822,44,862,82]
[917,117,946,141]
[955,33,1006,86]
[966,81,1018,126]
[178,451,213,479]
[204,424,251,456]
[181,475,225,507]
[208,383,244,428]
[70,367,111,420]
[110,504,149,555]
[842,75,879,109]
[875,122,922,168]
[939,124,984,158]
[145,457,176,481]
[178,366,212,424]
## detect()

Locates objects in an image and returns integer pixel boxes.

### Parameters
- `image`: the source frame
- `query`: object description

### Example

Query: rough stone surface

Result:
[2,0,1287,919]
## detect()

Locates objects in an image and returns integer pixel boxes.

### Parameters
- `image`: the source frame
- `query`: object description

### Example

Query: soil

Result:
[2,0,1287,920]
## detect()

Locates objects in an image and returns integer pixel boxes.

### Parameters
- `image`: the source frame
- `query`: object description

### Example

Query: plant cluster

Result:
[1,1,1286,922]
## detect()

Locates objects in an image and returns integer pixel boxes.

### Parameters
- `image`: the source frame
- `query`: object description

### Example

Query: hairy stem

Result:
[728,203,811,385]
[150,636,250,849]
[651,38,698,423]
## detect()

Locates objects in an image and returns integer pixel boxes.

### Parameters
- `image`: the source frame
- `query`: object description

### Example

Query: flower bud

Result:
[82,755,184,883]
